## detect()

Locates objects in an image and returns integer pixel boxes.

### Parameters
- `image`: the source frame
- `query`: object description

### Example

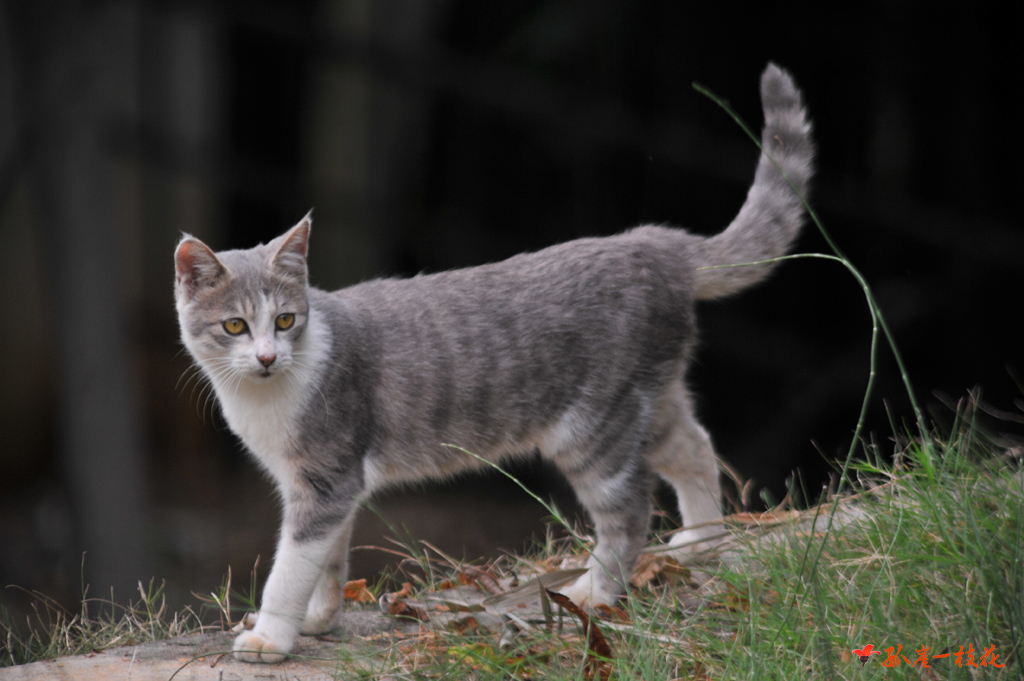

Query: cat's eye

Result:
[223,318,248,335]
[275,313,295,331]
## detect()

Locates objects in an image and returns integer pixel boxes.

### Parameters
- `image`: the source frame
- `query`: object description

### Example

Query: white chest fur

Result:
[204,310,331,496]
[217,382,303,492]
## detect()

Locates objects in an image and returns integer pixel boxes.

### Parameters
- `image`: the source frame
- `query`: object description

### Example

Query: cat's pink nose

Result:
[257,353,276,368]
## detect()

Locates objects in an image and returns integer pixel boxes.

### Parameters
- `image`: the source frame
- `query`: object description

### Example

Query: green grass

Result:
[697,428,1023,679]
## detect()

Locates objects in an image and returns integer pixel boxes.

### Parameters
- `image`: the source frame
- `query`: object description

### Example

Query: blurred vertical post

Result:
[308,0,443,288]
[307,0,375,286]
[13,0,149,606]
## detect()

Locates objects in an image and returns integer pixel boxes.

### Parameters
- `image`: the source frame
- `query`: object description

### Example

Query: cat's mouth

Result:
[250,365,278,380]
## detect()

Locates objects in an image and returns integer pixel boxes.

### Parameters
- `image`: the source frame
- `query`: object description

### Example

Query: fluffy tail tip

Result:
[760,62,803,112]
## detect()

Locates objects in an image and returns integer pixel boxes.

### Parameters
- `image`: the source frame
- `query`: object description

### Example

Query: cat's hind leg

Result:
[649,384,725,558]
[554,417,656,608]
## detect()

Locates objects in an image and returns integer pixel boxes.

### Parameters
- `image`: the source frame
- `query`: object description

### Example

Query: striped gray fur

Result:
[174,63,814,663]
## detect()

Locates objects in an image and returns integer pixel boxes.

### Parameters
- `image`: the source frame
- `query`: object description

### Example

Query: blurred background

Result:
[1,0,1021,626]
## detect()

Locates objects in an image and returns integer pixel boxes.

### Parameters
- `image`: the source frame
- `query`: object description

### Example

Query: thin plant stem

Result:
[693,82,933,465]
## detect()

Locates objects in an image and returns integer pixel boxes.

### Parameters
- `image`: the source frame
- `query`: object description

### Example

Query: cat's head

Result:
[174,214,313,384]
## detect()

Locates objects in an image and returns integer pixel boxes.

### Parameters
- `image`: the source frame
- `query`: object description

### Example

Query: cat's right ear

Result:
[175,236,226,300]
[270,211,312,282]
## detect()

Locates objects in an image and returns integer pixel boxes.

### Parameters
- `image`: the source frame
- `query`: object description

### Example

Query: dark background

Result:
[2,0,1021,626]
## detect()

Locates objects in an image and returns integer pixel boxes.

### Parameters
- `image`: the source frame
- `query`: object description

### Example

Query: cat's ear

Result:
[175,235,225,300]
[270,211,312,281]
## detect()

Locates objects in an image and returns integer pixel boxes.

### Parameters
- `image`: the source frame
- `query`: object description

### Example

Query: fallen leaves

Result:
[357,525,789,679]
[380,582,431,622]
[629,553,690,589]
[366,562,620,679]
[343,578,375,604]
[457,565,504,596]
[592,603,630,622]
[548,590,614,681]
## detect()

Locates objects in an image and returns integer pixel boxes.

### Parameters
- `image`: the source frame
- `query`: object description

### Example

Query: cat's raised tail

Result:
[690,62,815,300]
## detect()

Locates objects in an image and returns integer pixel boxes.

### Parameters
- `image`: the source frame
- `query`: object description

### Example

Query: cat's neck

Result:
[210,306,332,488]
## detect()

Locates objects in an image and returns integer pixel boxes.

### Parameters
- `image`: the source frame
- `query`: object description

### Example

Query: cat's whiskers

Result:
[229,365,251,398]
[175,364,203,394]
[179,361,216,421]
[190,376,214,421]
[179,354,230,392]
[196,360,234,424]
[213,359,246,394]
[191,375,215,423]
[201,384,218,424]
[222,368,252,418]
[195,356,254,423]
[176,350,226,393]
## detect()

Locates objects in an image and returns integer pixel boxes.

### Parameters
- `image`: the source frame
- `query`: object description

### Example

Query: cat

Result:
[174,62,813,663]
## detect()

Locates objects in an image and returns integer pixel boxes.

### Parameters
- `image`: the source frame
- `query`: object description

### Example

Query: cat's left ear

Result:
[271,210,312,281]
[175,235,226,300]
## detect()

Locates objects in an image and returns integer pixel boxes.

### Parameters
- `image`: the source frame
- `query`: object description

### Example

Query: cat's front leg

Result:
[299,510,357,635]
[233,528,339,663]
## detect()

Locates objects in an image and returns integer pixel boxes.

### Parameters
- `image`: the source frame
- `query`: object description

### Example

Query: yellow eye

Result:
[223,318,247,335]
[275,313,295,330]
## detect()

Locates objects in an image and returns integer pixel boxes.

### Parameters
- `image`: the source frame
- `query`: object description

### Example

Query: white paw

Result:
[233,629,291,664]
[556,571,618,609]
[667,528,723,560]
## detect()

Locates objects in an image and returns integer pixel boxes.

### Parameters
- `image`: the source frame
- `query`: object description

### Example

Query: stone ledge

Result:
[0,609,410,681]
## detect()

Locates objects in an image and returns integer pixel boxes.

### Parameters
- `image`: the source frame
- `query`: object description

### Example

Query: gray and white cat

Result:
[174,63,813,663]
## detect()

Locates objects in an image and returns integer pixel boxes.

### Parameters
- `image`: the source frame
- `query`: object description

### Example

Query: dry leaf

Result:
[547,590,613,681]
[459,566,504,596]
[630,553,688,588]
[630,553,664,588]
[381,582,429,622]
[593,603,630,622]
[447,615,480,634]
[343,578,375,603]
[388,597,430,622]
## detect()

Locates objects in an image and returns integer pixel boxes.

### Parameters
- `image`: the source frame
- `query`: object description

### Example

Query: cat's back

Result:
[323,225,699,327]
[307,226,700,410]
